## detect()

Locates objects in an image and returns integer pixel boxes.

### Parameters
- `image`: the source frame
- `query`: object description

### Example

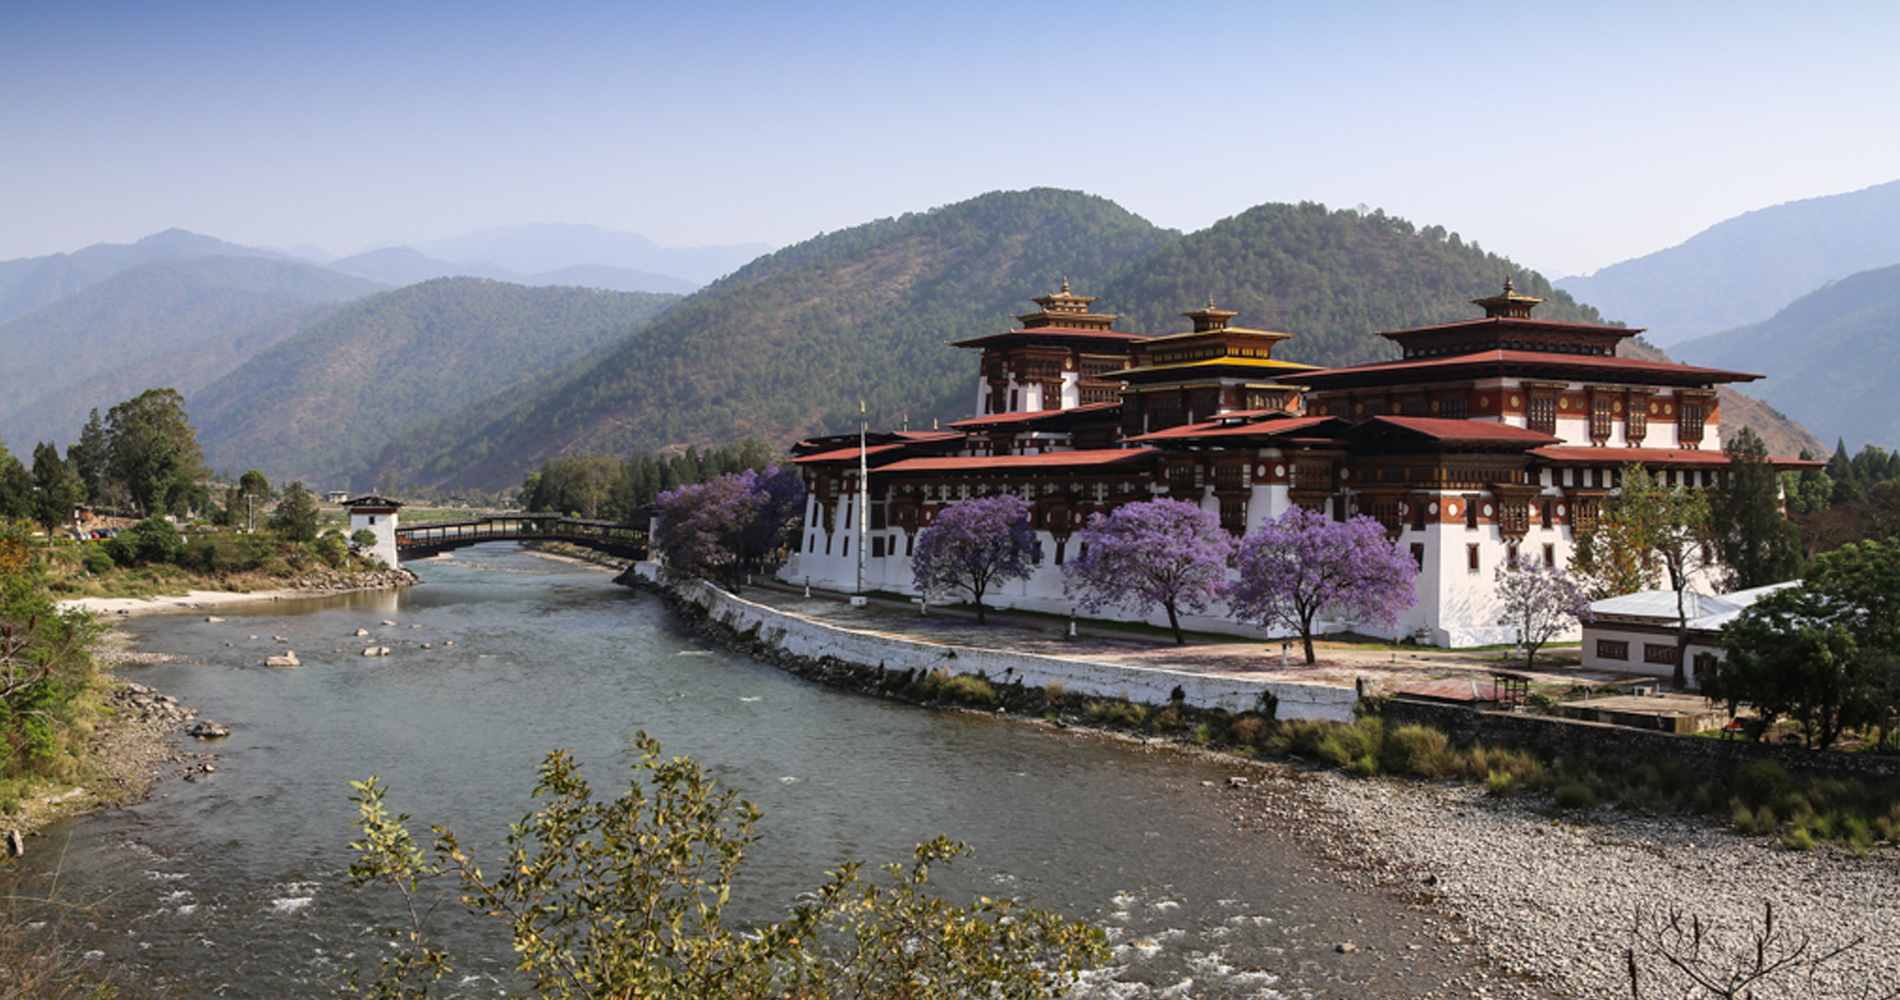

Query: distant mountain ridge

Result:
[410,222,770,285]
[1556,179,1900,345]
[0,229,283,325]
[1673,262,1900,452]
[0,255,383,448]
[189,278,681,485]
[326,245,700,295]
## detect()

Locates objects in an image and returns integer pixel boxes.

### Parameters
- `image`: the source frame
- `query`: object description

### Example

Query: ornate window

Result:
[1220,497,1248,536]
[1528,394,1557,436]
[1439,394,1469,420]
[1644,643,1680,665]
[1626,397,1648,444]
[1591,394,1615,441]
[1680,400,1706,446]
[1498,500,1529,539]
[1597,639,1629,661]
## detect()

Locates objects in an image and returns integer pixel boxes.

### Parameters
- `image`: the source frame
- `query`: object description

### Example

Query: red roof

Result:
[1291,350,1760,388]
[1530,446,1734,466]
[793,443,908,464]
[949,402,1119,429]
[880,448,1157,474]
[1365,416,1561,444]
[1379,316,1642,340]
[950,328,1149,349]
[1127,415,1334,443]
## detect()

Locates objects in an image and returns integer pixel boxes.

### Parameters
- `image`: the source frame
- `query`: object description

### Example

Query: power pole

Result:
[244,493,257,534]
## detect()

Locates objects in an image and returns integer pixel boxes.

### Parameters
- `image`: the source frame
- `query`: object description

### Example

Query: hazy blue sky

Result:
[5,1,1896,277]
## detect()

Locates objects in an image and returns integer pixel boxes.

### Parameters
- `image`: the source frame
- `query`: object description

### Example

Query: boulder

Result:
[265,651,300,668]
[187,720,230,739]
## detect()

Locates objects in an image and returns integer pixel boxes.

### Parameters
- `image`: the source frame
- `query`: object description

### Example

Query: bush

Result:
[920,669,996,708]
[1487,770,1518,797]
[79,544,114,575]
[1380,725,1453,777]
[1085,700,1147,727]
[105,517,184,566]
[1732,759,1793,809]
[1228,716,1269,745]
[1553,782,1598,810]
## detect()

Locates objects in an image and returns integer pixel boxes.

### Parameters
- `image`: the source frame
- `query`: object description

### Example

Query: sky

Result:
[4,1,1898,278]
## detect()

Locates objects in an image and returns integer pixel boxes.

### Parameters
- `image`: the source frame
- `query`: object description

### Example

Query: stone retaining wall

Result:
[1383,698,1900,782]
[641,564,1357,721]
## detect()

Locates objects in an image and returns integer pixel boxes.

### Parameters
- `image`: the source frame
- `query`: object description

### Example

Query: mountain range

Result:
[1556,179,1900,346]
[353,191,1668,494]
[1673,262,1900,453]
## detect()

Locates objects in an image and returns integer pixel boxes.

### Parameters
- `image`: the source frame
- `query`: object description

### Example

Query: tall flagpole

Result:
[857,399,868,595]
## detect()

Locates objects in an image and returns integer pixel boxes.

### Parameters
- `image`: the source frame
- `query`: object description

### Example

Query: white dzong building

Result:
[780,281,1804,647]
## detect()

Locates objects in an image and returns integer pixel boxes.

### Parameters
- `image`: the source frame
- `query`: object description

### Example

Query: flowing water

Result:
[9,547,1479,998]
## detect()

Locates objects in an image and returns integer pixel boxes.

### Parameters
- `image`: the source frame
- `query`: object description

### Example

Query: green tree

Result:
[103,388,206,515]
[1710,586,1859,746]
[66,408,110,505]
[1710,426,1803,590]
[347,735,1107,999]
[105,516,185,567]
[268,482,321,543]
[1574,464,1714,688]
[0,446,30,521]
[29,442,84,535]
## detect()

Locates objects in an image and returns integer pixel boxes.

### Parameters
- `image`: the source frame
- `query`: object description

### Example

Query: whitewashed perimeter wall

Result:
[640,564,1357,722]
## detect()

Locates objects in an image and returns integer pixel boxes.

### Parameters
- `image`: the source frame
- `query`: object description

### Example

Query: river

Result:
[10,547,1480,998]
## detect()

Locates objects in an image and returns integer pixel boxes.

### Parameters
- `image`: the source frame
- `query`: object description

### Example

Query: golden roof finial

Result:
[1061,276,1070,294]
[1503,274,1516,295]
[1206,292,1215,308]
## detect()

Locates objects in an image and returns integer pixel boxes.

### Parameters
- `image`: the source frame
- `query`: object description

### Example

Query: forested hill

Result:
[355,189,1181,491]
[1673,262,1900,451]
[0,255,382,448]
[1097,202,1608,366]
[190,278,681,485]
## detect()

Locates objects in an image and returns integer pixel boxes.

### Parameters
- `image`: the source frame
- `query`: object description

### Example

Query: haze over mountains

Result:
[1555,179,1900,346]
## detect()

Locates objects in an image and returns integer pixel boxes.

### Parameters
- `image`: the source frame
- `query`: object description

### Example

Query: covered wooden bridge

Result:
[395,514,648,560]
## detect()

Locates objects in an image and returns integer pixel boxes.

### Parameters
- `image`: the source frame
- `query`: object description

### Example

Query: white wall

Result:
[649,565,1358,721]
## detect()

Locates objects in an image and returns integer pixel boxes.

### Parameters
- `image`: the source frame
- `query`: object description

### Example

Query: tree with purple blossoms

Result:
[654,466,806,593]
[1228,507,1417,665]
[911,494,1042,624]
[1494,561,1593,671]
[1062,498,1235,645]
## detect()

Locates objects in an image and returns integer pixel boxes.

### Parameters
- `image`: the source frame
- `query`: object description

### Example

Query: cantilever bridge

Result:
[394,513,648,560]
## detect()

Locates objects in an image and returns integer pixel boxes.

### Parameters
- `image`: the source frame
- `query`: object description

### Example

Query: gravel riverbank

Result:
[1230,765,1900,998]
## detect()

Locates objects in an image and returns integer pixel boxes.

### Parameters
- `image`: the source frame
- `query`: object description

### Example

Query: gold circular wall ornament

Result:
[1478,395,1490,408]
[1613,400,1623,413]
[1510,394,1522,408]
[1559,398,1570,410]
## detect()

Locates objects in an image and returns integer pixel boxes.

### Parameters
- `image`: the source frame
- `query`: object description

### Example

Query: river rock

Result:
[188,720,230,739]
[381,620,396,626]
[265,651,300,668]
[362,646,391,657]
[205,616,225,623]
[354,628,370,637]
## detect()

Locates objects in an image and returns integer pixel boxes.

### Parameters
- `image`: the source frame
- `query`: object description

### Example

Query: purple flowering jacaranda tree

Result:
[911,494,1043,624]
[655,466,806,593]
[1494,561,1593,671]
[1062,498,1236,645]
[1229,507,1417,665]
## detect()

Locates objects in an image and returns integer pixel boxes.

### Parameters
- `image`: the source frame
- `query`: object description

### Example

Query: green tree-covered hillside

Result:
[189,278,680,486]
[1099,202,1608,365]
[0,228,283,325]
[0,255,383,447]
[358,189,1181,491]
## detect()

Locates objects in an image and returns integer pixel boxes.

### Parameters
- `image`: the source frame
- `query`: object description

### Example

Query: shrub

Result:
[105,517,184,566]
[921,669,996,708]
[1783,826,1817,851]
[1152,707,1182,731]
[1487,770,1518,797]
[1380,725,1453,778]
[1269,719,1337,757]
[1228,717,1269,745]
[79,544,114,575]
[1553,782,1598,810]
[1085,700,1147,727]
[1316,720,1383,769]
[1732,759,1792,809]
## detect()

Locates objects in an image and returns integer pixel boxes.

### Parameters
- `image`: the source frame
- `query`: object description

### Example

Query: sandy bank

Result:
[58,588,303,618]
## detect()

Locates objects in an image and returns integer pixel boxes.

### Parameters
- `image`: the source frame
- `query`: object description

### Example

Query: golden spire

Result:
[1471,275,1544,319]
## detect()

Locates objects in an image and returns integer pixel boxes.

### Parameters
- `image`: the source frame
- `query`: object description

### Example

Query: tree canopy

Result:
[1228,507,1417,665]
[911,495,1043,624]
[1061,498,1234,645]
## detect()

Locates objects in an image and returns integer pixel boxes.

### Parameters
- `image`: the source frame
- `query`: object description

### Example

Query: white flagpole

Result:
[857,399,868,596]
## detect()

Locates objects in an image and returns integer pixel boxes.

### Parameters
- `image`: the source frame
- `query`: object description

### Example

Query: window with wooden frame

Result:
[1410,543,1425,568]
[1540,498,1554,529]
[1590,394,1615,441]
[1467,543,1480,572]
[1626,396,1648,444]
[1543,543,1555,567]
[1412,498,1429,531]
[1527,393,1557,435]
[1597,639,1629,661]
[1680,399,1705,446]
[1644,643,1680,665]
[1438,394,1468,420]
[1465,495,1480,530]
